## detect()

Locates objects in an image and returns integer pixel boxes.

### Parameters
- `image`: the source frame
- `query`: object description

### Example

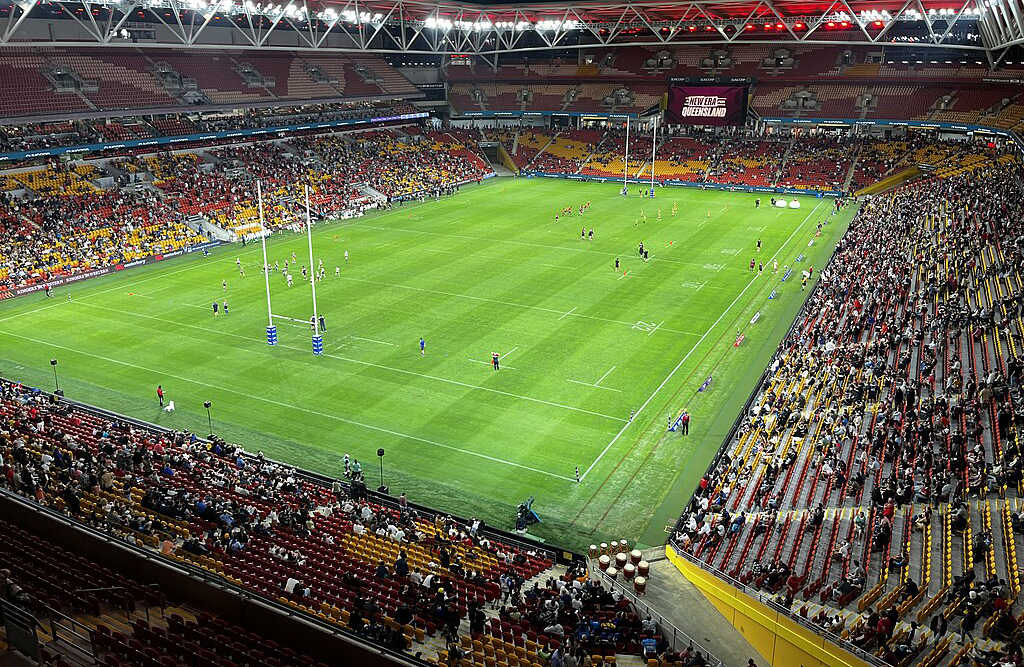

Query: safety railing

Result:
[586,558,725,666]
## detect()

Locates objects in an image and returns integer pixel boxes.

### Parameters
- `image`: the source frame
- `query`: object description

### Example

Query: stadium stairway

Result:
[854,165,923,196]
[843,143,864,192]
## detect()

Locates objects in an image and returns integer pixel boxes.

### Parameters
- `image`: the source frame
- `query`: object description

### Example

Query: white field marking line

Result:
[350,336,395,346]
[131,294,155,299]
[579,199,826,481]
[469,359,517,370]
[61,300,626,424]
[502,346,519,359]
[0,328,573,482]
[647,321,663,337]
[566,366,621,392]
[566,379,621,393]
[557,306,578,321]
[349,221,737,271]
[540,263,575,270]
[595,366,617,386]
[138,282,180,296]
[617,271,630,280]
[336,274,701,338]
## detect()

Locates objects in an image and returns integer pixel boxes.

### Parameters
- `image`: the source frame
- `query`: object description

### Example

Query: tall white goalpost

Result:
[650,114,658,198]
[621,117,630,195]
[259,180,323,355]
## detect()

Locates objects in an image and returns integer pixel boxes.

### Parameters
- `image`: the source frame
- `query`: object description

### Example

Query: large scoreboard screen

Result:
[665,77,751,127]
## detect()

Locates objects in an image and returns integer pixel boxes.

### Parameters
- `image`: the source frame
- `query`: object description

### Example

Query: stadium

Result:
[0,0,1022,665]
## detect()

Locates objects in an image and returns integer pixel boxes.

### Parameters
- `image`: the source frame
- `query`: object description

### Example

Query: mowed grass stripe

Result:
[0,179,847,549]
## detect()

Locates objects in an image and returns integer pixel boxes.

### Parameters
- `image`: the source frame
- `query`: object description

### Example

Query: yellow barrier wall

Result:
[666,544,872,667]
[497,144,520,175]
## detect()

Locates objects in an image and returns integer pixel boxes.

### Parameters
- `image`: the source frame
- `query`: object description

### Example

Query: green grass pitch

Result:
[0,178,855,551]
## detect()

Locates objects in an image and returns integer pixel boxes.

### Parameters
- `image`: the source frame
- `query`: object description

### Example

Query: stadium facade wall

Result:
[666,544,877,667]
[0,241,221,301]
[0,112,429,163]
[521,171,846,197]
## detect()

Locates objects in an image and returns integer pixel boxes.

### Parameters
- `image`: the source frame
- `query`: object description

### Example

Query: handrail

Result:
[73,586,127,594]
[586,559,724,666]
[43,602,97,660]
[670,542,889,667]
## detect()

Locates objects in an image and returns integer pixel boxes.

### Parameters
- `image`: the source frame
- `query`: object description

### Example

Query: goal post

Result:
[259,179,323,355]
[305,184,323,356]
[259,181,278,346]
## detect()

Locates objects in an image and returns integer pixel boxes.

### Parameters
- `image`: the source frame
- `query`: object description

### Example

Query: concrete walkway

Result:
[625,547,764,667]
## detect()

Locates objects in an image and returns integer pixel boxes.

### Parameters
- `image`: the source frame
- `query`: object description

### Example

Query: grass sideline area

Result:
[0,178,855,552]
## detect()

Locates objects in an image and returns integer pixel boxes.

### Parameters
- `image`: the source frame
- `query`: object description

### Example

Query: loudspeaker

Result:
[377,485,390,495]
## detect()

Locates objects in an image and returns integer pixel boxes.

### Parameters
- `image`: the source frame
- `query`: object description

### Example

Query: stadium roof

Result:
[1,0,1020,57]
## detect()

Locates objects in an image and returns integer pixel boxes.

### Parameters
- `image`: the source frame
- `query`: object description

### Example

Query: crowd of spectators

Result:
[502,126,1008,195]
[0,124,492,292]
[674,156,1024,665]
[0,379,686,665]
[0,161,202,292]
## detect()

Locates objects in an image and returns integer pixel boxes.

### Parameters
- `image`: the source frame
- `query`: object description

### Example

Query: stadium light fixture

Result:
[204,400,213,435]
[50,358,60,393]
